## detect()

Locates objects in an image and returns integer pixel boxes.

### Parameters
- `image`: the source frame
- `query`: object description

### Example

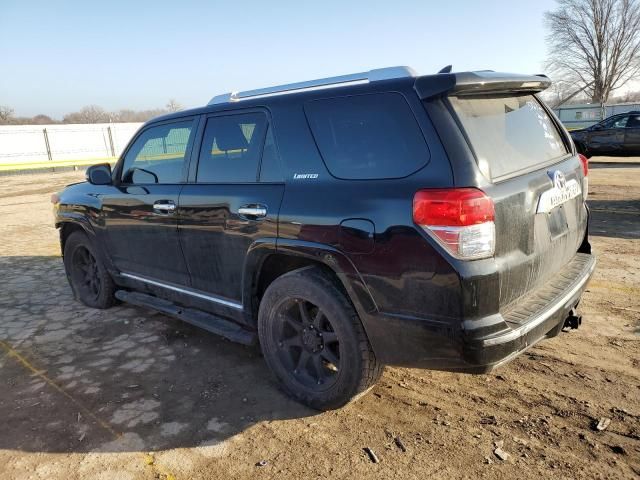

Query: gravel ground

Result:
[0,162,638,479]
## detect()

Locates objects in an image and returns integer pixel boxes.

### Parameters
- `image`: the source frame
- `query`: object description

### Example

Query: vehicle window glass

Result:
[626,115,640,128]
[449,94,568,180]
[259,125,284,182]
[121,121,194,184]
[197,113,268,183]
[602,115,628,129]
[304,93,430,180]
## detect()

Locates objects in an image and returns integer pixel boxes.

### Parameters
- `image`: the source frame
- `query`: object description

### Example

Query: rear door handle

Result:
[153,200,176,214]
[238,205,267,218]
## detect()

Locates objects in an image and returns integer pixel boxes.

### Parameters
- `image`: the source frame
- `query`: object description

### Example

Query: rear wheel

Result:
[258,267,383,410]
[63,231,115,309]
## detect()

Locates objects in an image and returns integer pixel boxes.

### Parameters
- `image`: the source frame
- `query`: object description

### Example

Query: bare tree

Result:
[63,105,110,124]
[0,105,14,123]
[545,0,640,103]
[166,99,183,112]
[31,114,55,125]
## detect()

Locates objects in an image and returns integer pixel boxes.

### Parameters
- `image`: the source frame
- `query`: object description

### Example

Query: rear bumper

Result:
[463,253,596,371]
[363,253,596,372]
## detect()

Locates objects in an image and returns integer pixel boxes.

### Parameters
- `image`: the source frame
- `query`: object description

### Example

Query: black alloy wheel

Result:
[71,246,101,301]
[258,267,383,410]
[63,231,115,309]
[273,297,341,390]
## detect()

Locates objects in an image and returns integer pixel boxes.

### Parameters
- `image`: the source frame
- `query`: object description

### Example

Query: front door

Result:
[589,114,628,154]
[101,118,197,285]
[179,111,284,304]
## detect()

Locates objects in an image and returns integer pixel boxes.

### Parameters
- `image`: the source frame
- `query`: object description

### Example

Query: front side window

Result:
[304,93,430,180]
[197,113,268,183]
[121,120,194,184]
[449,94,568,180]
[601,115,629,129]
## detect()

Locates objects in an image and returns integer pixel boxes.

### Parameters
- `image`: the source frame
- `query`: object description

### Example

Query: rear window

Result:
[449,94,568,180]
[304,93,430,180]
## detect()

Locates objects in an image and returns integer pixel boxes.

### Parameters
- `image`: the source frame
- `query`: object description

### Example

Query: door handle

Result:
[238,205,267,218]
[153,201,176,214]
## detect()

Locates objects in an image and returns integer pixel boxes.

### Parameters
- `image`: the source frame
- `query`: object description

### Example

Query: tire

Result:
[258,267,383,410]
[63,230,115,309]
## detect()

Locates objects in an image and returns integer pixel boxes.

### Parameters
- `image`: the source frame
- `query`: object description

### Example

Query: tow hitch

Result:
[563,310,582,330]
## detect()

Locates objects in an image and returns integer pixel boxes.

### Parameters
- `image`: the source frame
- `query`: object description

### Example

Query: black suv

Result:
[54,67,595,410]
[571,111,640,157]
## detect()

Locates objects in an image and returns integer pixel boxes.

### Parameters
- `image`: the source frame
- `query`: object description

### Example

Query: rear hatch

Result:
[415,72,589,315]
[448,93,588,310]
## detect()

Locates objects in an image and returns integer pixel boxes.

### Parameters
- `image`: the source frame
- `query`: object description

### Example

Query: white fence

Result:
[0,122,142,167]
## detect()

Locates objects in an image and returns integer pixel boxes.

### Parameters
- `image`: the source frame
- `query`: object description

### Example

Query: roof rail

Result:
[208,66,417,105]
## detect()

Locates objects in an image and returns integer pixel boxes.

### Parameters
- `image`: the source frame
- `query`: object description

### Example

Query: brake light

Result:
[578,154,588,176]
[578,154,589,200]
[413,188,495,259]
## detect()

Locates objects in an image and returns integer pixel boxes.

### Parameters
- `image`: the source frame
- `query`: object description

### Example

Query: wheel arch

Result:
[57,218,95,258]
[242,239,378,328]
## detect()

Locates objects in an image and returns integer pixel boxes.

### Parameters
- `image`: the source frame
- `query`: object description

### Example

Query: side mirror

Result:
[86,163,113,185]
[591,123,604,130]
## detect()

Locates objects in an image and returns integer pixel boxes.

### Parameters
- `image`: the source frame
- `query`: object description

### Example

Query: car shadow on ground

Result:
[0,255,315,455]
[587,198,640,240]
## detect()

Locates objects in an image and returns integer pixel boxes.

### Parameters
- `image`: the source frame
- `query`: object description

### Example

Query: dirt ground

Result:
[0,162,638,480]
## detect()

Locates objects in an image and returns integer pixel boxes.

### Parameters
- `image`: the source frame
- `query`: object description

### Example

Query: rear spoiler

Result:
[414,71,552,99]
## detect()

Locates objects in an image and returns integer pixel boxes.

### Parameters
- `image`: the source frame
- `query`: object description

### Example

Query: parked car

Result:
[53,67,595,410]
[570,111,640,157]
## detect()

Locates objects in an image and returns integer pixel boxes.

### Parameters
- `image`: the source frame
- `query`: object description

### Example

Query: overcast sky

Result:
[1,0,562,117]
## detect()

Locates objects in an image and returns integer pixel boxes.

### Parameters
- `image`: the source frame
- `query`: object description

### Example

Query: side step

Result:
[115,290,257,346]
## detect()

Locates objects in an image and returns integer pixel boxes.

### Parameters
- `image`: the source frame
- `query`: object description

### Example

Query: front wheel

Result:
[63,231,115,309]
[258,267,383,410]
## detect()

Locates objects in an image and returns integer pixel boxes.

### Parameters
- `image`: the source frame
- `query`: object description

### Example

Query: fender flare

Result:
[242,238,378,326]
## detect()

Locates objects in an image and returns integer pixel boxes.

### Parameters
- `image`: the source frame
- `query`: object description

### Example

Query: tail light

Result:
[413,188,495,260]
[578,154,589,200]
[578,153,588,176]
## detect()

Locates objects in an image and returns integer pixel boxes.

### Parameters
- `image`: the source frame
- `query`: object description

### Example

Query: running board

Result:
[115,290,257,346]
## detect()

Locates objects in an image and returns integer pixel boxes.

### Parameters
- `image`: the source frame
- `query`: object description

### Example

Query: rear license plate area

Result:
[548,205,569,238]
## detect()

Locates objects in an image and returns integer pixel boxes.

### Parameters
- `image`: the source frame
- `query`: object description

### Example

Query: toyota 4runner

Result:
[53,66,596,410]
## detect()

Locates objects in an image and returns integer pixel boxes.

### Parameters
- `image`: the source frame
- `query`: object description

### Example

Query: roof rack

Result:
[208,66,417,105]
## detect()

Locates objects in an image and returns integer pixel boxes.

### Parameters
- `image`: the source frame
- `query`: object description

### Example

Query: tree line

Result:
[0,99,183,125]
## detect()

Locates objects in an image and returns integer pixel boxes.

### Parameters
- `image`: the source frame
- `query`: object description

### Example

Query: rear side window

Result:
[197,113,268,183]
[304,93,430,180]
[628,115,640,128]
[449,95,568,180]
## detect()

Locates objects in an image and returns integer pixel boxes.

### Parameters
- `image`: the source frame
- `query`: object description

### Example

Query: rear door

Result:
[102,118,196,285]
[178,110,284,305]
[448,94,588,310]
[624,113,640,154]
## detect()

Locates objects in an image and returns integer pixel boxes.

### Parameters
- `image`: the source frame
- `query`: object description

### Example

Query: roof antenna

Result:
[438,65,452,74]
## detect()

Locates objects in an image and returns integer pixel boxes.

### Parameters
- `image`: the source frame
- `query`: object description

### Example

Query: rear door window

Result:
[628,115,640,128]
[449,94,568,180]
[304,93,430,180]
[197,113,268,183]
